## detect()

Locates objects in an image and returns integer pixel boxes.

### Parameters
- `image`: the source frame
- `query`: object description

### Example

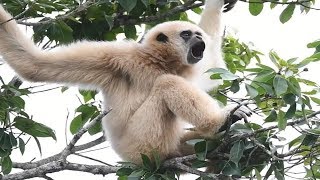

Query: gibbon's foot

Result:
[218,106,252,132]
[223,0,238,12]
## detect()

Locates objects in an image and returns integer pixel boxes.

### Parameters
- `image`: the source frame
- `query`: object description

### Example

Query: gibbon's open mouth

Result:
[187,41,205,64]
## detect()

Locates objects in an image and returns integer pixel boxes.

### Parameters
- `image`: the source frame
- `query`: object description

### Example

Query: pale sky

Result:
[2,1,320,179]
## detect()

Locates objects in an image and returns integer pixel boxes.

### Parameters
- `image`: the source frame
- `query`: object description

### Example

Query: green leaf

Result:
[8,132,17,147]
[287,77,301,96]
[70,114,83,134]
[254,82,274,96]
[1,156,12,175]
[230,80,240,93]
[140,0,149,7]
[128,169,145,178]
[277,110,287,130]
[152,151,161,170]
[118,0,137,12]
[33,136,42,155]
[88,120,102,135]
[124,25,137,39]
[222,161,241,176]
[280,4,295,23]
[289,135,304,148]
[194,140,207,161]
[230,123,253,133]
[141,154,153,171]
[273,75,288,96]
[230,140,245,164]
[245,84,259,98]
[285,103,296,119]
[116,167,133,176]
[14,117,56,140]
[311,97,320,105]
[270,2,277,9]
[283,93,296,105]
[307,39,320,48]
[255,168,262,180]
[0,132,12,150]
[76,104,98,120]
[274,161,285,180]
[207,68,239,81]
[105,15,114,30]
[192,7,202,14]
[302,134,318,146]
[9,96,25,110]
[253,70,275,83]
[265,109,277,122]
[79,90,97,103]
[269,51,281,69]
[0,148,10,158]
[249,0,264,16]
[18,138,25,155]
[191,159,208,168]
[297,78,317,87]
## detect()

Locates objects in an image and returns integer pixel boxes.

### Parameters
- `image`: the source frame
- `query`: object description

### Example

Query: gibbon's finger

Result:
[237,106,253,116]
[223,0,238,12]
[232,110,248,122]
[218,111,244,132]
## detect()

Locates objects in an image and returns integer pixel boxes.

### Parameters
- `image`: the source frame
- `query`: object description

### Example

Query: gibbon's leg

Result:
[0,5,132,88]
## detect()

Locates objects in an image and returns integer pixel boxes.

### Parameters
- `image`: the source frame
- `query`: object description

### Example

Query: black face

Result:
[180,30,205,64]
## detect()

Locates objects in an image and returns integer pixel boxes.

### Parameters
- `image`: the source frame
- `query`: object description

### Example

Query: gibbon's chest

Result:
[101,86,151,139]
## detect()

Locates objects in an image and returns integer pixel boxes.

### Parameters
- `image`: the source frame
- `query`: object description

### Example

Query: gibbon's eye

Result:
[180,30,192,42]
[156,33,168,43]
[195,32,202,36]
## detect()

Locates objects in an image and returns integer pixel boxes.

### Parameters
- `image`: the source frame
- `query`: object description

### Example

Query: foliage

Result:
[0,0,319,179]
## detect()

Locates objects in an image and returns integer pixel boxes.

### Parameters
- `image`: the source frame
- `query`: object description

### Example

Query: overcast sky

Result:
[2,1,320,179]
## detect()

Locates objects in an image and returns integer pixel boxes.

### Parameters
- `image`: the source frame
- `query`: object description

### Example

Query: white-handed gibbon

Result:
[0,0,250,164]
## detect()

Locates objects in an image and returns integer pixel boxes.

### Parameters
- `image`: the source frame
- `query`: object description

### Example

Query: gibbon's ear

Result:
[156,33,168,43]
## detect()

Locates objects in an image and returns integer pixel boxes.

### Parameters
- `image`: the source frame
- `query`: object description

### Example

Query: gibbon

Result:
[0,0,250,164]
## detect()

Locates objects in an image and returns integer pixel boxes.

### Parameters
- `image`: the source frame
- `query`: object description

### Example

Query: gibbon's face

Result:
[142,21,207,65]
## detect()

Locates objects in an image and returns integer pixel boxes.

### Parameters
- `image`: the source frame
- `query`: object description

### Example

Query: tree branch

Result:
[239,0,320,11]
[16,0,96,26]
[4,110,111,180]
[16,0,203,27]
[7,108,320,179]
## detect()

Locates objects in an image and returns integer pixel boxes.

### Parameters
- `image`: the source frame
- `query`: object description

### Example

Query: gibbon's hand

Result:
[223,0,238,12]
[218,106,252,132]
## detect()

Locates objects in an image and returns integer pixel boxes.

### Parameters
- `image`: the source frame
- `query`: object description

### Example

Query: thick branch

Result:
[12,135,106,170]
[2,161,119,180]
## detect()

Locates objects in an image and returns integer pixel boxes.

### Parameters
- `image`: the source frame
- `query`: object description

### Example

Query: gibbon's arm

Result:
[198,0,224,37]
[0,6,132,87]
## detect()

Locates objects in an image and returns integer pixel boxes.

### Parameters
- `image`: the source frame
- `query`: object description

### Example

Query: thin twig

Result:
[60,110,111,160]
